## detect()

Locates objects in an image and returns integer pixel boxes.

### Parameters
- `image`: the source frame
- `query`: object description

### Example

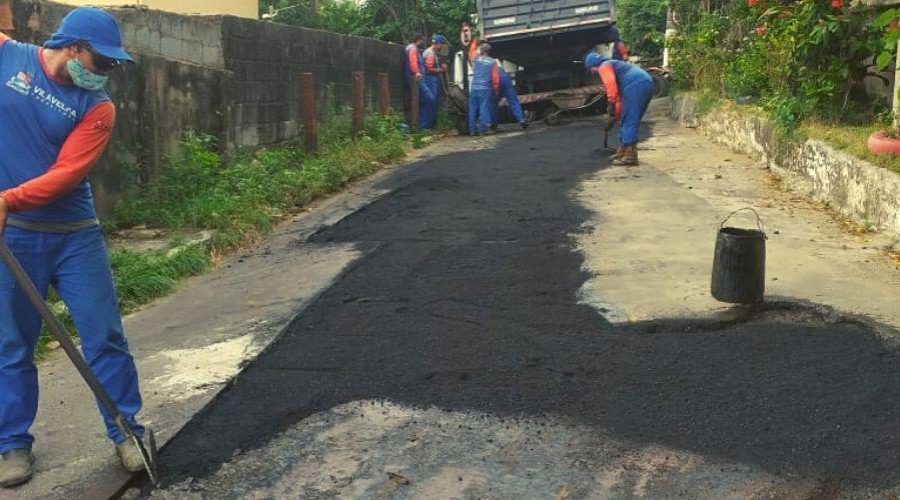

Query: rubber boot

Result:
[116,428,155,473]
[612,145,638,166]
[0,449,35,488]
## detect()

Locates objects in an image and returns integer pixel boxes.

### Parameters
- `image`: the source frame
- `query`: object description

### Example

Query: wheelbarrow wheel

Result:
[652,74,670,98]
[542,105,561,126]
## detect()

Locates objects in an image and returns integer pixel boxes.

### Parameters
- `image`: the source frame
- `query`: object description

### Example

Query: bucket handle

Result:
[719,207,766,237]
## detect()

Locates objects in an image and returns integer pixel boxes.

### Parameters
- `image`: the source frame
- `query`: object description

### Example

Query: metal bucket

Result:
[711,208,767,304]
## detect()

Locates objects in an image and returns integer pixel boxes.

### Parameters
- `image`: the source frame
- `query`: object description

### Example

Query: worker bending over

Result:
[490,66,527,130]
[585,51,653,166]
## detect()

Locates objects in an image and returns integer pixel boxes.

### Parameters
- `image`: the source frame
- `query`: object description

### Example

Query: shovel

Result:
[595,116,617,155]
[0,239,158,486]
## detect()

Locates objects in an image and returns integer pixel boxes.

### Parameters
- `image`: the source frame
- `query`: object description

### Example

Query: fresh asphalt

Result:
[151,120,900,496]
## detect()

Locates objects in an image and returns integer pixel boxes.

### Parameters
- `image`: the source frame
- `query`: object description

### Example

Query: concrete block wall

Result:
[221,17,404,148]
[10,0,224,67]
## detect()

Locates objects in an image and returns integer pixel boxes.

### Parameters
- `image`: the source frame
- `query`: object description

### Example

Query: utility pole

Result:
[663,5,675,68]
[309,0,318,23]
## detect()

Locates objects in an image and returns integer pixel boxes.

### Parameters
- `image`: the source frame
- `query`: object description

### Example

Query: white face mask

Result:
[66,58,109,91]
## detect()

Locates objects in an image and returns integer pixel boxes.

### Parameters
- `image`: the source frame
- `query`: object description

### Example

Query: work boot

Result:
[0,449,35,488]
[612,145,638,166]
[116,437,148,473]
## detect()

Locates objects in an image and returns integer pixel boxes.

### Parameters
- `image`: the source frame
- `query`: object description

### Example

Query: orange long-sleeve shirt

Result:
[595,64,622,119]
[405,44,421,77]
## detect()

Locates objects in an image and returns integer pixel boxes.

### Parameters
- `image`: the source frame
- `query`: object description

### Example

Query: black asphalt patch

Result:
[155,122,900,494]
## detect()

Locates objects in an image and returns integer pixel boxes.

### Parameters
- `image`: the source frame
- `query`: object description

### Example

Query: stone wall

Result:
[7,0,404,214]
[671,94,900,238]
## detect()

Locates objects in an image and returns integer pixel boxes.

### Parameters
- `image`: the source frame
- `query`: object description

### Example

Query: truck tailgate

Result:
[478,0,613,41]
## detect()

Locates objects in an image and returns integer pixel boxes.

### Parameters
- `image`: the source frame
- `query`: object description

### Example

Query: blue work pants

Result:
[413,79,435,130]
[421,75,440,130]
[468,89,493,135]
[491,86,525,125]
[618,79,655,146]
[0,225,143,453]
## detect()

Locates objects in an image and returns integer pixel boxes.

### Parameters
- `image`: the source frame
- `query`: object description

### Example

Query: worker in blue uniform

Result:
[422,34,448,130]
[585,51,654,165]
[404,33,435,129]
[468,43,500,136]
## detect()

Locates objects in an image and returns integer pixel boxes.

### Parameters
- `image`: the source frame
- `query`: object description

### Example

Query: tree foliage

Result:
[614,0,667,59]
[259,0,475,45]
[669,0,889,131]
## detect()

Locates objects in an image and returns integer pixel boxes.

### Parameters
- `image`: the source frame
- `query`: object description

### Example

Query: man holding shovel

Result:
[0,7,149,487]
[585,51,654,166]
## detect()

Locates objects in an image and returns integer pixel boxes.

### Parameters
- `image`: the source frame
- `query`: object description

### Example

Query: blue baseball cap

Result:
[44,7,134,63]
[584,51,607,69]
[433,34,447,44]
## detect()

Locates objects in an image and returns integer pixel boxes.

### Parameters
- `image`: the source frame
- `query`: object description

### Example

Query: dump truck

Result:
[446,0,667,130]
[475,0,617,93]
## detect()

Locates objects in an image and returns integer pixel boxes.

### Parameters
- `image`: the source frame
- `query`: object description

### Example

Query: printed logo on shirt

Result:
[31,85,78,121]
[5,70,32,95]
[3,69,77,121]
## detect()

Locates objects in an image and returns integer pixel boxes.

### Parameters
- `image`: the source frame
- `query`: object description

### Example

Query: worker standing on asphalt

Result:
[585,51,654,165]
[422,34,448,130]
[404,33,435,129]
[490,66,527,131]
[468,42,500,136]
[0,7,150,487]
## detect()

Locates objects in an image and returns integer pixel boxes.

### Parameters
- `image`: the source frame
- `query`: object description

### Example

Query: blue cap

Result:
[433,34,447,44]
[44,7,133,63]
[584,51,607,69]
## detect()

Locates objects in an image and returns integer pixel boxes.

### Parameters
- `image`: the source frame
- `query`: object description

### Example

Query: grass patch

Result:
[109,113,408,253]
[110,244,211,312]
[36,113,411,356]
[694,89,721,116]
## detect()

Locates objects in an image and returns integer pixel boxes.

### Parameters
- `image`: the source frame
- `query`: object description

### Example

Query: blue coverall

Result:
[593,59,654,146]
[490,67,525,125]
[404,43,435,128]
[422,47,442,130]
[468,54,499,135]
